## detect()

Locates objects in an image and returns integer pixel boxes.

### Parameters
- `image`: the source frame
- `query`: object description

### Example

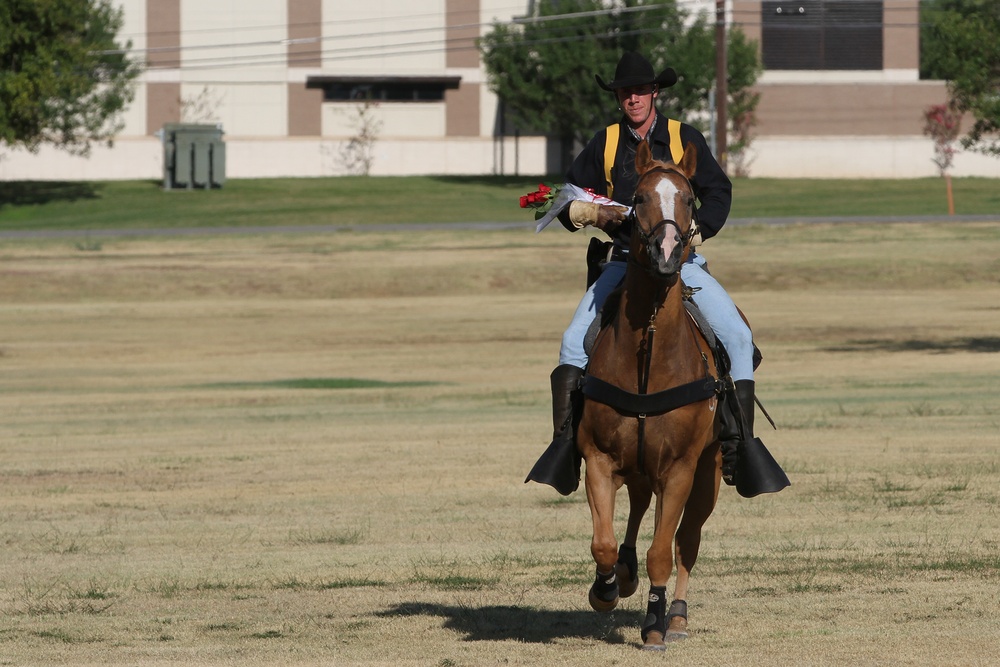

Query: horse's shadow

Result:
[375,602,644,644]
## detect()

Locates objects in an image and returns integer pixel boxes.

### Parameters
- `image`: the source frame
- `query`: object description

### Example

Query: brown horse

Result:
[576,139,723,651]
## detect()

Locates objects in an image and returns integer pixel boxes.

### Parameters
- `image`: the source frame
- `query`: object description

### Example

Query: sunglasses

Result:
[617,84,656,98]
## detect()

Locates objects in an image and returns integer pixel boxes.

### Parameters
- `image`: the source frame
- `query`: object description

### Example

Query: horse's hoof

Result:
[641,632,667,651]
[589,588,619,612]
[615,559,639,598]
[664,630,688,642]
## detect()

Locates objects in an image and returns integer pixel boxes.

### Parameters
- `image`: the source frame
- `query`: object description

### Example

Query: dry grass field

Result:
[1,220,999,666]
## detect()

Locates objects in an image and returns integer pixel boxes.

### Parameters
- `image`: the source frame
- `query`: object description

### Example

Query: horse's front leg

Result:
[584,450,621,612]
[667,442,721,642]
[641,461,696,651]
[616,476,651,599]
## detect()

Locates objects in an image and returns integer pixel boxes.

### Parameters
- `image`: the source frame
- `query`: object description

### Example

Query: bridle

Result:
[631,165,698,268]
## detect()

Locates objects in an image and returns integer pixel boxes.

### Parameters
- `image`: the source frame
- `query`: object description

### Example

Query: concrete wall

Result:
[0,136,548,180]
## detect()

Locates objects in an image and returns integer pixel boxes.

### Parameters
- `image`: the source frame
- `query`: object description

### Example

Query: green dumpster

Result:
[162,123,226,190]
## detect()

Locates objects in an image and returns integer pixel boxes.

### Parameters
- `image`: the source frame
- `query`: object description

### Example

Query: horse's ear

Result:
[679,141,698,179]
[636,139,653,174]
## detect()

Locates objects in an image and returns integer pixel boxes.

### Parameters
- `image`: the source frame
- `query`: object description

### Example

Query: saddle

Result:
[581,246,765,432]
[583,238,761,375]
[583,282,760,378]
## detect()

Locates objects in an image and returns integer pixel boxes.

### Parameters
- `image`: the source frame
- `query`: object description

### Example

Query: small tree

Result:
[180,86,223,124]
[339,99,382,176]
[727,88,758,178]
[922,103,962,215]
[725,28,762,177]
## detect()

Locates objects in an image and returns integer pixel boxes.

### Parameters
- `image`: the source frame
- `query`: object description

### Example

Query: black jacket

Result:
[560,110,732,242]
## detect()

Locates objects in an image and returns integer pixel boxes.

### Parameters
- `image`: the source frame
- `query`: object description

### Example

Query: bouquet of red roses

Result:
[519,183,557,217]
[520,182,628,233]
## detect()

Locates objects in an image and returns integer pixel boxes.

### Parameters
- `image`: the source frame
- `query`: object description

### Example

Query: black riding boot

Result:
[724,379,791,498]
[721,379,760,486]
[734,379,758,463]
[718,381,745,486]
[525,364,585,495]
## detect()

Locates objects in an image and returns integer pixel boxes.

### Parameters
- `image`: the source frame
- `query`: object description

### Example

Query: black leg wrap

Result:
[616,545,638,582]
[667,599,687,625]
[590,568,619,605]
[641,585,668,643]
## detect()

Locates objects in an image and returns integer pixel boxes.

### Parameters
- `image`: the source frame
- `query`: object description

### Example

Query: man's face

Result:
[616,84,657,127]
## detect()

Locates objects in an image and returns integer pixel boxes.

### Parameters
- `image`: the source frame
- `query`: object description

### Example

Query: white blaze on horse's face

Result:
[653,177,684,260]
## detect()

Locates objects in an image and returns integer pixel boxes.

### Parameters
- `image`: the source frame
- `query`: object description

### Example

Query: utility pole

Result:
[715,0,728,172]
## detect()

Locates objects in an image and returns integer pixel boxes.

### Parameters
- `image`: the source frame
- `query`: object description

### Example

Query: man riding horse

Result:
[526,51,779,496]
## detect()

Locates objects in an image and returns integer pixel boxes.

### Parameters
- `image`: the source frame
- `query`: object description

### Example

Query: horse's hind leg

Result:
[667,444,722,642]
[617,477,651,598]
[585,455,621,612]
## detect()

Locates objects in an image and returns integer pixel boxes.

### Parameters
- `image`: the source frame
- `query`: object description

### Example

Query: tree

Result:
[0,0,141,156]
[923,103,962,215]
[921,0,1000,156]
[339,99,383,176]
[479,0,761,171]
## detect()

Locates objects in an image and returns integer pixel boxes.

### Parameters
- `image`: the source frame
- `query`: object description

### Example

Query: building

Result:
[2,0,997,181]
[736,0,999,177]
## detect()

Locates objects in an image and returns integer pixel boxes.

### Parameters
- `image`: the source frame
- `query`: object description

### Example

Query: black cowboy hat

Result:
[595,51,677,92]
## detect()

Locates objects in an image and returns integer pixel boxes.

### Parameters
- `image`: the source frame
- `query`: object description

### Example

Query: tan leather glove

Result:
[689,221,704,247]
[568,200,628,232]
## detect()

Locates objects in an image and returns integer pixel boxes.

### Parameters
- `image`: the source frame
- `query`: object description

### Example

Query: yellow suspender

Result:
[667,118,684,165]
[602,119,685,200]
[603,124,619,199]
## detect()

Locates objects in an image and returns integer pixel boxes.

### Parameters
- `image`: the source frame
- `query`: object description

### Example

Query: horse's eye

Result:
[633,195,644,206]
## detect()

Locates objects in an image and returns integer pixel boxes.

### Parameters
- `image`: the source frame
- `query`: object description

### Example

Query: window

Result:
[306,76,461,102]
[762,1,883,70]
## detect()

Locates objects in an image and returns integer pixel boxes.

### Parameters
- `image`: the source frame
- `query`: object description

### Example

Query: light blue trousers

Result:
[558,252,755,381]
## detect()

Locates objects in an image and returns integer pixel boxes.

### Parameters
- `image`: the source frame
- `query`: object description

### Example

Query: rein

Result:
[636,303,658,468]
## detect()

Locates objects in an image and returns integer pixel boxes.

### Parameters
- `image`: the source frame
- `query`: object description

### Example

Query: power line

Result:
[125,1,717,41]
[152,27,674,72]
[105,2,702,58]
[121,3,524,40]
[90,2,927,77]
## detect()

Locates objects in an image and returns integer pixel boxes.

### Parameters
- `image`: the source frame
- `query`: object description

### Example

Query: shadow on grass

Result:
[376,602,642,645]
[825,337,1000,354]
[0,181,103,208]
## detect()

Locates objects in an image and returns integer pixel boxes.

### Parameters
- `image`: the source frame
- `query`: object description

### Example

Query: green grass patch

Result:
[730,176,1000,218]
[0,176,533,231]
[201,377,442,390]
[31,629,78,643]
[2,176,998,233]
[316,579,388,590]
[411,574,499,591]
[288,526,367,545]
